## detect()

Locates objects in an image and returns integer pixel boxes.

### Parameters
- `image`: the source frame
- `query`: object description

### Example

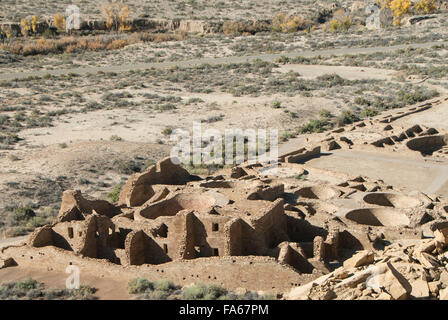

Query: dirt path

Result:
[1,40,447,81]
[0,236,27,249]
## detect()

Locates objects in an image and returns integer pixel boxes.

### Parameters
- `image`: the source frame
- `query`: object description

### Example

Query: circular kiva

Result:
[363,193,421,208]
[295,186,340,200]
[406,135,448,156]
[345,208,410,227]
[139,193,216,220]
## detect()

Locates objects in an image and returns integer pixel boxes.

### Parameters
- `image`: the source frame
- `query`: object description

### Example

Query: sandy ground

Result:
[0,235,27,247]
[14,64,395,149]
[393,100,448,130]
[305,149,448,197]
[3,40,448,80]
[0,22,448,299]
[0,265,131,300]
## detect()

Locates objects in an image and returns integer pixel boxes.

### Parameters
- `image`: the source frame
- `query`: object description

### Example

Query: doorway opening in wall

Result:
[212,248,219,256]
[212,223,219,232]
[163,244,168,253]
[68,227,74,239]
[157,224,168,238]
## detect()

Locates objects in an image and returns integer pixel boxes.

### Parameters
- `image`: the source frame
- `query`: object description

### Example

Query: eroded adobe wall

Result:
[153,256,313,292]
[125,230,145,266]
[29,225,54,248]
[52,219,89,252]
[224,218,244,256]
[285,214,327,243]
[48,214,120,262]
[247,183,284,201]
[58,190,120,221]
[148,210,196,261]
[2,244,313,292]
[250,199,288,249]
[137,192,216,220]
[190,213,233,258]
[119,157,191,207]
[277,242,315,274]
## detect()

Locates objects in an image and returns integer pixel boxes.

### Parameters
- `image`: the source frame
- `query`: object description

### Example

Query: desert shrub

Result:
[272,13,313,33]
[328,15,353,32]
[128,278,154,294]
[106,39,130,50]
[339,110,361,125]
[414,0,438,13]
[102,0,132,31]
[182,283,228,300]
[379,0,412,25]
[354,97,372,106]
[14,278,38,292]
[0,26,12,39]
[397,88,439,105]
[186,97,204,104]
[107,184,123,203]
[271,101,282,108]
[42,27,58,39]
[0,134,20,145]
[389,0,412,17]
[204,115,223,123]
[154,103,176,111]
[128,278,180,300]
[162,127,173,136]
[82,101,104,112]
[298,119,331,134]
[20,18,32,37]
[2,23,184,57]
[10,37,66,55]
[19,16,38,37]
[280,132,296,142]
[360,108,379,118]
[137,32,187,43]
[3,206,54,236]
[222,21,244,35]
[53,13,66,31]
[31,16,38,33]
[312,9,334,24]
[238,291,276,300]
[113,159,143,174]
[0,279,96,300]
[102,91,133,101]
[6,207,36,225]
[222,20,270,35]
[319,109,333,118]
[153,280,176,292]
[68,285,97,300]
[0,278,41,299]
[316,73,349,87]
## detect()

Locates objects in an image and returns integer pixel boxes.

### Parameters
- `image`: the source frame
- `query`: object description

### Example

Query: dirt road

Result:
[1,40,447,81]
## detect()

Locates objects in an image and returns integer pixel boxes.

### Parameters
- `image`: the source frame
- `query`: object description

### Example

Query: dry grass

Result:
[0,31,188,56]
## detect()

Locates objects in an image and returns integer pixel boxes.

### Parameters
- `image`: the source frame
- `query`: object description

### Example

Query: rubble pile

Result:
[286,230,448,300]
